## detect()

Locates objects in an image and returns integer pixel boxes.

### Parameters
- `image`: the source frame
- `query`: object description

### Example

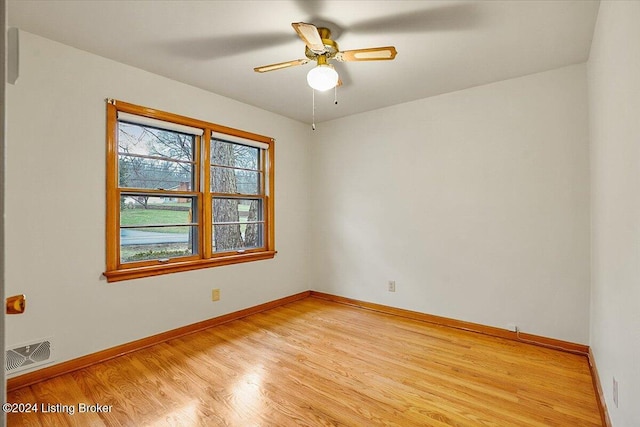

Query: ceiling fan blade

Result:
[254,58,310,73]
[292,22,326,54]
[348,3,480,34]
[336,46,398,62]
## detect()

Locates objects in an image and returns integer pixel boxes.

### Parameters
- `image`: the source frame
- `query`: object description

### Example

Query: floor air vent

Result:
[6,339,54,374]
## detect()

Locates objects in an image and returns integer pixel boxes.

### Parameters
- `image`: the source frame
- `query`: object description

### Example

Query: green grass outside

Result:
[121,208,191,233]
[119,206,256,261]
[120,205,250,234]
[121,247,192,262]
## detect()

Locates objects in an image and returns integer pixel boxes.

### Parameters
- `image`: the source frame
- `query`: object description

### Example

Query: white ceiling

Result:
[8,0,599,124]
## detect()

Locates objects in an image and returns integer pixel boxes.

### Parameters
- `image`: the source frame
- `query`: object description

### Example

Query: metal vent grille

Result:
[6,339,53,373]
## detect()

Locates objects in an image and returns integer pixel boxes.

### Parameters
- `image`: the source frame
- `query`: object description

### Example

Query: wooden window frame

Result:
[104,100,275,282]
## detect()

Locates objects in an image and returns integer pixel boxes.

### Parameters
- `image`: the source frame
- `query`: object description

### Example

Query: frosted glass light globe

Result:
[307,65,339,91]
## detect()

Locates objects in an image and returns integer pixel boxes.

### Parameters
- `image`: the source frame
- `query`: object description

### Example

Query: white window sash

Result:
[118,112,204,137]
[211,131,269,150]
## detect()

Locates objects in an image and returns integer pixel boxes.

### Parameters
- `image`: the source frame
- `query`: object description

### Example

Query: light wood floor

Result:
[7,297,602,426]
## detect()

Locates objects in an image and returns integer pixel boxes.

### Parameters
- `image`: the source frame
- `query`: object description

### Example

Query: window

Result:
[105,100,275,282]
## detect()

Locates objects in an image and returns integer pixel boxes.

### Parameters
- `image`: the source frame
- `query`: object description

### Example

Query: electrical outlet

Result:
[212,289,220,301]
[388,281,396,292]
[613,377,619,408]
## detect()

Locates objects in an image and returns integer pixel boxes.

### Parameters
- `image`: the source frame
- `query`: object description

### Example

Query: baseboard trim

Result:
[588,347,613,427]
[7,290,311,392]
[310,291,590,355]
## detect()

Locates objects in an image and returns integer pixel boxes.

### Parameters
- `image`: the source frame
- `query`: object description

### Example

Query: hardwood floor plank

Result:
[6,297,601,426]
[5,386,46,427]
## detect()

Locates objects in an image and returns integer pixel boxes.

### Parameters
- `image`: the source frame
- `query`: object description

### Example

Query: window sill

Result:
[103,251,277,282]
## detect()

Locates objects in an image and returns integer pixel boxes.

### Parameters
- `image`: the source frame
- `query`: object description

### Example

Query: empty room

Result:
[2,1,639,426]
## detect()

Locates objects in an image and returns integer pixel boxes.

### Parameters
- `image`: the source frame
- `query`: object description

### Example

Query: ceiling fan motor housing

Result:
[305,28,339,59]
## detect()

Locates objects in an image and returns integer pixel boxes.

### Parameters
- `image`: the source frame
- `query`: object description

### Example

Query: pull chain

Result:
[312,89,316,130]
[311,84,338,130]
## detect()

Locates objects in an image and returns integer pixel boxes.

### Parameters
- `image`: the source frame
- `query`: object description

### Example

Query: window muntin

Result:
[105,100,275,282]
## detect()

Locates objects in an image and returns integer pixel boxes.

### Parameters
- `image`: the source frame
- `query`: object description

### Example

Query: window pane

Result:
[211,139,259,170]
[119,156,192,190]
[119,122,193,162]
[211,167,260,195]
[212,198,263,252]
[120,196,195,225]
[120,197,197,263]
[213,198,262,223]
[213,224,263,252]
[118,121,194,190]
[120,226,198,263]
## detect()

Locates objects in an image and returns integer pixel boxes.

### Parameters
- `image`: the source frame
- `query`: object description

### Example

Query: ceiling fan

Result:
[254,22,397,91]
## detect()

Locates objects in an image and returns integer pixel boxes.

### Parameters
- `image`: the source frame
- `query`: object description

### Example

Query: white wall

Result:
[588,1,640,426]
[4,31,311,373]
[311,64,591,344]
